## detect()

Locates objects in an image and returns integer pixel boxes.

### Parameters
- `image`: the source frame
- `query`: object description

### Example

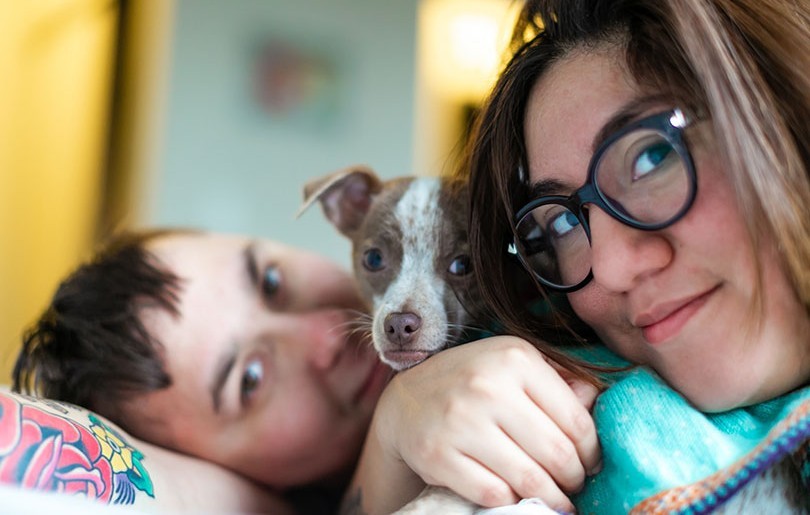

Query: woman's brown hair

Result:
[459,0,810,375]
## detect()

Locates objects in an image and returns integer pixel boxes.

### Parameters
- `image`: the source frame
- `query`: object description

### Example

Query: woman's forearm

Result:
[342,337,601,513]
[342,412,426,515]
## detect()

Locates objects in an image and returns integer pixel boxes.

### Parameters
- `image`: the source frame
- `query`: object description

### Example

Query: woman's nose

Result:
[587,208,674,292]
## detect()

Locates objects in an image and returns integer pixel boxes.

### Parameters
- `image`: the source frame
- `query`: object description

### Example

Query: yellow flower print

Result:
[87,414,154,501]
[92,424,135,474]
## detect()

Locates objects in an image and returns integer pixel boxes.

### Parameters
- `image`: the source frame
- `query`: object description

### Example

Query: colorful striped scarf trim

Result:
[631,398,810,514]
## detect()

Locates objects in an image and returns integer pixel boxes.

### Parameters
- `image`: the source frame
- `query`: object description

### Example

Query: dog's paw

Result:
[392,485,478,515]
[474,498,564,515]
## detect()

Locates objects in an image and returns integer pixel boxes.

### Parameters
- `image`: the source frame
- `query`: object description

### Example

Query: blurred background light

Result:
[420,0,520,104]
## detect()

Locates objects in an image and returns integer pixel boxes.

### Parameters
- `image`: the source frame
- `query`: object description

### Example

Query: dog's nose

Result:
[384,312,422,346]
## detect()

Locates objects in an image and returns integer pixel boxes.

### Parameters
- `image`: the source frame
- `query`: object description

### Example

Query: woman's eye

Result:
[632,141,676,181]
[547,210,580,238]
[520,224,548,255]
[448,255,471,276]
[240,359,264,406]
[362,248,385,271]
[262,265,282,299]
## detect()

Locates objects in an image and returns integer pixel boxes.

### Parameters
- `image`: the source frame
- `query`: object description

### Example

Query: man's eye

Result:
[448,255,471,276]
[241,359,264,406]
[363,248,385,271]
[262,265,282,299]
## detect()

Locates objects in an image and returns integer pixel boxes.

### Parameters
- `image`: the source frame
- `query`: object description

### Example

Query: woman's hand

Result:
[373,336,601,513]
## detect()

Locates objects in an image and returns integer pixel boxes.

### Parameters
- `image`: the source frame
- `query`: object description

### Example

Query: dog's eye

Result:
[448,255,471,276]
[363,248,385,271]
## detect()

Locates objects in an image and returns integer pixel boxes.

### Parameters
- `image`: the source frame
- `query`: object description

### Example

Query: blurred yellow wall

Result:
[0,0,118,383]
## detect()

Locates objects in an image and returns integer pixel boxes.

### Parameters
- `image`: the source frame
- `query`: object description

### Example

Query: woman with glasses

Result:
[457,0,810,512]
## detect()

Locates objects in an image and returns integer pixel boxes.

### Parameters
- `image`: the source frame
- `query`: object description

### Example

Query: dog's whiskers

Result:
[359,332,375,348]
[442,322,492,348]
[446,321,488,333]
[341,308,373,319]
[326,312,374,353]
[328,311,372,333]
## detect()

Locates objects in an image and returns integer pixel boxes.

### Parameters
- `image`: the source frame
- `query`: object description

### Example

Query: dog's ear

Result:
[297,165,383,235]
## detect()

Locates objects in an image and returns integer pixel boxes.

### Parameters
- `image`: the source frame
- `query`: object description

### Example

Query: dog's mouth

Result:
[381,350,435,371]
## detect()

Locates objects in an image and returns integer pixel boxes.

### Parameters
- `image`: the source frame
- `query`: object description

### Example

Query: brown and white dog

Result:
[299,165,487,371]
[299,165,559,515]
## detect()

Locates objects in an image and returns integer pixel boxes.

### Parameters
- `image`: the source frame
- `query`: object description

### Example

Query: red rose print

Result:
[0,395,113,502]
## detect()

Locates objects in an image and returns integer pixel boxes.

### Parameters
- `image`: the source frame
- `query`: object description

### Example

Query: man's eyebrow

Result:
[209,242,257,414]
[210,346,237,414]
[243,241,259,289]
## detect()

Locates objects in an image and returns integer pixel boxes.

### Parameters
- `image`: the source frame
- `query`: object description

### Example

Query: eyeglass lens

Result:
[515,125,691,289]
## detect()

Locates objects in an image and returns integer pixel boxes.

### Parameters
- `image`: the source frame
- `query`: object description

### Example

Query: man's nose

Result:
[284,310,350,371]
[587,208,673,292]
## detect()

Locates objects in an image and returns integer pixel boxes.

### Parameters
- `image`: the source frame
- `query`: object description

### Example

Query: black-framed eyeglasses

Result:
[510,108,698,292]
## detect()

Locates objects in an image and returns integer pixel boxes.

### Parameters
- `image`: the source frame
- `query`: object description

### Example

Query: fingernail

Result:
[588,460,603,476]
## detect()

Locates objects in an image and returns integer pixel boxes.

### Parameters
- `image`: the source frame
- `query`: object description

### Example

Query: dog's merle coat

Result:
[300,166,486,371]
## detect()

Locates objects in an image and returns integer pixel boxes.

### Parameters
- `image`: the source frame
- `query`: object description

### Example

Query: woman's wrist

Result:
[342,391,425,515]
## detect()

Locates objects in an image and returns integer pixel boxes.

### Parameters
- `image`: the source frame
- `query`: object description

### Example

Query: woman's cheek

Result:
[567,287,613,328]
[567,288,639,358]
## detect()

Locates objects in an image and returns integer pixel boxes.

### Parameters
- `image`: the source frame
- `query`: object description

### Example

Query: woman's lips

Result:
[638,286,718,344]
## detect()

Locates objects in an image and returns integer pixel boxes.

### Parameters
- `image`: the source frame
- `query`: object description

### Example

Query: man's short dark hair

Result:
[13,229,184,426]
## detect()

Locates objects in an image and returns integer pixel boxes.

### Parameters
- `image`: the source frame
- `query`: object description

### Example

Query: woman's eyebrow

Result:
[528,178,570,198]
[593,110,637,151]
[591,96,668,152]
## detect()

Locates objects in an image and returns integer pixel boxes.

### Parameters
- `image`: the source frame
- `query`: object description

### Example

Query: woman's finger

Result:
[519,353,602,475]
[494,393,588,494]
[430,451,520,508]
[451,422,577,512]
